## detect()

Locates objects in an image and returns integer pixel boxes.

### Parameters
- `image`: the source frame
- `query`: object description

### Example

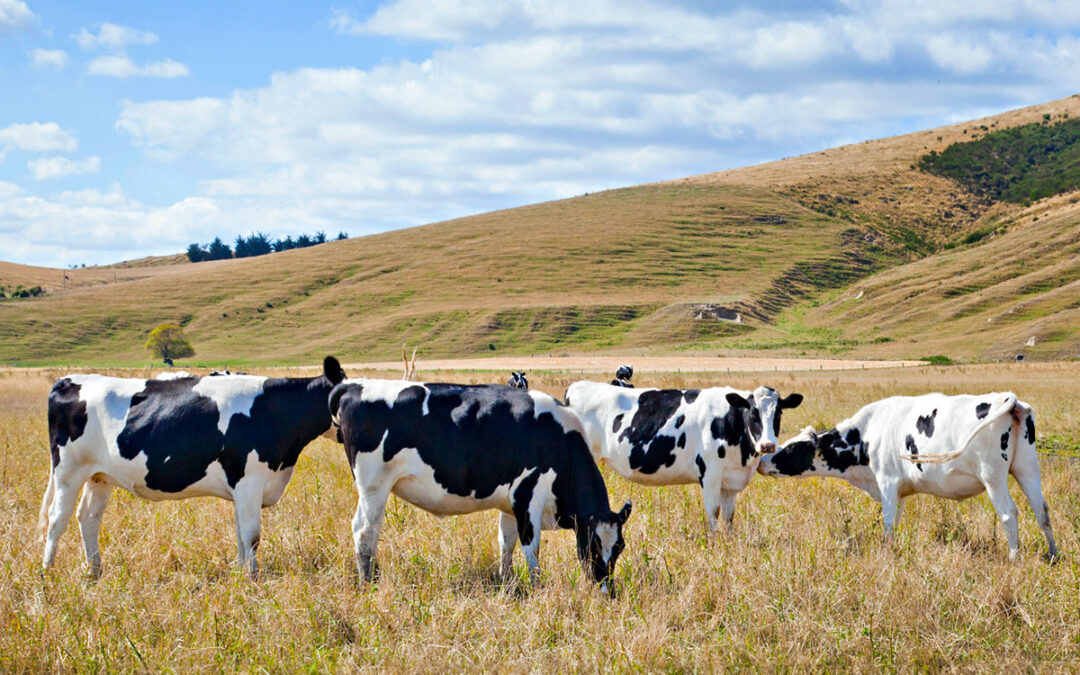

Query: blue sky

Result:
[2,0,1080,267]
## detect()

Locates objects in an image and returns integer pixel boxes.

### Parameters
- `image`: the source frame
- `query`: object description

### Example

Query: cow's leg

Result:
[232,480,263,578]
[879,481,902,541]
[38,467,56,540]
[718,489,738,530]
[498,511,518,584]
[76,478,112,579]
[700,464,725,532]
[511,495,544,585]
[893,497,907,530]
[1011,439,1058,560]
[983,476,1021,560]
[42,468,90,569]
[352,486,391,582]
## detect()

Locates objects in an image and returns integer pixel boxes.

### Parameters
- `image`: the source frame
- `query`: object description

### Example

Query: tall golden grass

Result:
[1,363,1078,670]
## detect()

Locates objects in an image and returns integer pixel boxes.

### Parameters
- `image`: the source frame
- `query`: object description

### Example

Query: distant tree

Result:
[234,235,250,258]
[314,231,327,244]
[186,243,206,262]
[206,237,233,261]
[296,233,313,248]
[336,231,349,240]
[145,324,195,363]
[273,235,295,252]
[246,232,272,256]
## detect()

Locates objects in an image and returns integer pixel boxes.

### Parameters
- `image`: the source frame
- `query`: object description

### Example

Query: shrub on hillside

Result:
[919,117,1080,203]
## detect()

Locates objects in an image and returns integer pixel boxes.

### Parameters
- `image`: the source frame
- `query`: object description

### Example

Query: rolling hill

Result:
[2,96,1080,366]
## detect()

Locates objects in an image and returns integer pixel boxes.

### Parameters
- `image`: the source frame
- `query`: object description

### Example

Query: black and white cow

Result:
[611,365,634,388]
[41,356,347,578]
[327,370,632,591]
[565,381,802,531]
[757,392,1057,560]
[507,371,529,389]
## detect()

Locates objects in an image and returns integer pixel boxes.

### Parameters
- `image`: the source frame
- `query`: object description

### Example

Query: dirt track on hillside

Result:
[348,355,924,373]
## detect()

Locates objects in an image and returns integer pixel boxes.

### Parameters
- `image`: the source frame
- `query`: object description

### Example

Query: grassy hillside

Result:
[4,96,1080,365]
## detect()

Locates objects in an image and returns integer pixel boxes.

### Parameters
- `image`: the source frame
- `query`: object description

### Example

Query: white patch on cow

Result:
[192,375,267,435]
[155,371,192,380]
[344,378,430,415]
[528,469,559,531]
[595,521,618,563]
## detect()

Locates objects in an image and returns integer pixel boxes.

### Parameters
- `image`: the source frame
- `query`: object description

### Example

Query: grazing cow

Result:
[328,370,632,592]
[565,380,802,531]
[41,356,347,578]
[611,365,634,388]
[757,392,1057,560]
[508,371,529,389]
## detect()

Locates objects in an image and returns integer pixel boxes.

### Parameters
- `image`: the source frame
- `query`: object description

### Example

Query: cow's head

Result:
[725,386,803,455]
[758,424,869,478]
[577,500,632,595]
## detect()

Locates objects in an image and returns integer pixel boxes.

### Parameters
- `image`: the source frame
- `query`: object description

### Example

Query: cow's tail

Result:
[38,463,55,540]
[899,393,1018,464]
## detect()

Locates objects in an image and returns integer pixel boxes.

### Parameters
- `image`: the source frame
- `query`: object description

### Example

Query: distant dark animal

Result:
[163,357,174,367]
[565,380,802,531]
[507,371,529,389]
[41,357,347,578]
[610,364,634,388]
[1016,354,1025,361]
[210,369,231,376]
[758,392,1056,560]
[328,371,632,592]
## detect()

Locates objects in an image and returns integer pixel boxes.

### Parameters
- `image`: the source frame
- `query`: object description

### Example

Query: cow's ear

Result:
[780,393,804,409]
[324,356,345,384]
[726,392,750,409]
[618,500,632,524]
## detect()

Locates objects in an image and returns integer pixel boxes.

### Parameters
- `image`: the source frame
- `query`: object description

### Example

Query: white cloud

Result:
[0,0,32,32]
[28,156,101,180]
[88,54,189,78]
[0,122,78,159]
[925,33,995,75]
[75,22,158,51]
[28,48,69,69]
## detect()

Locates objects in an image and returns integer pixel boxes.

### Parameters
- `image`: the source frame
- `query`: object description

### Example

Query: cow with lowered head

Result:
[757,392,1057,560]
[565,380,802,531]
[41,356,347,578]
[327,365,632,593]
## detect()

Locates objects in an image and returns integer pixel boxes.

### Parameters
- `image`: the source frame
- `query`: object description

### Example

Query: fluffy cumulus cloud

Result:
[0,122,78,159]
[7,1,1080,265]
[0,0,32,32]
[28,156,101,180]
[75,22,159,51]
[28,48,68,69]
[75,22,190,79]
[88,55,189,78]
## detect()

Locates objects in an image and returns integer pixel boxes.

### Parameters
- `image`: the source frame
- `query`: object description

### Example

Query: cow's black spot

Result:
[916,409,937,438]
[1000,430,1010,460]
[677,432,686,448]
[512,468,542,546]
[711,400,755,466]
[116,375,338,493]
[1025,414,1036,444]
[682,390,699,404]
[612,413,624,434]
[773,409,783,436]
[905,434,923,472]
[695,455,706,485]
[772,439,815,476]
[674,414,685,429]
[619,390,685,474]
[975,402,991,419]
[48,378,88,469]
[845,428,862,447]
[820,431,862,473]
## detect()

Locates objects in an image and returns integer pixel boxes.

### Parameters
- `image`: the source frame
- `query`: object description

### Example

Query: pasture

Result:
[2,361,1079,670]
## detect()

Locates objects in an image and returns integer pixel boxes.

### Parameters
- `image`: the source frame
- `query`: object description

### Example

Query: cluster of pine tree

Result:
[186,231,348,262]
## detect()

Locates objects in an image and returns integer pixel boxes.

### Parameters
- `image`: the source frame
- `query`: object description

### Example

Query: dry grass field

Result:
[2,362,1079,671]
